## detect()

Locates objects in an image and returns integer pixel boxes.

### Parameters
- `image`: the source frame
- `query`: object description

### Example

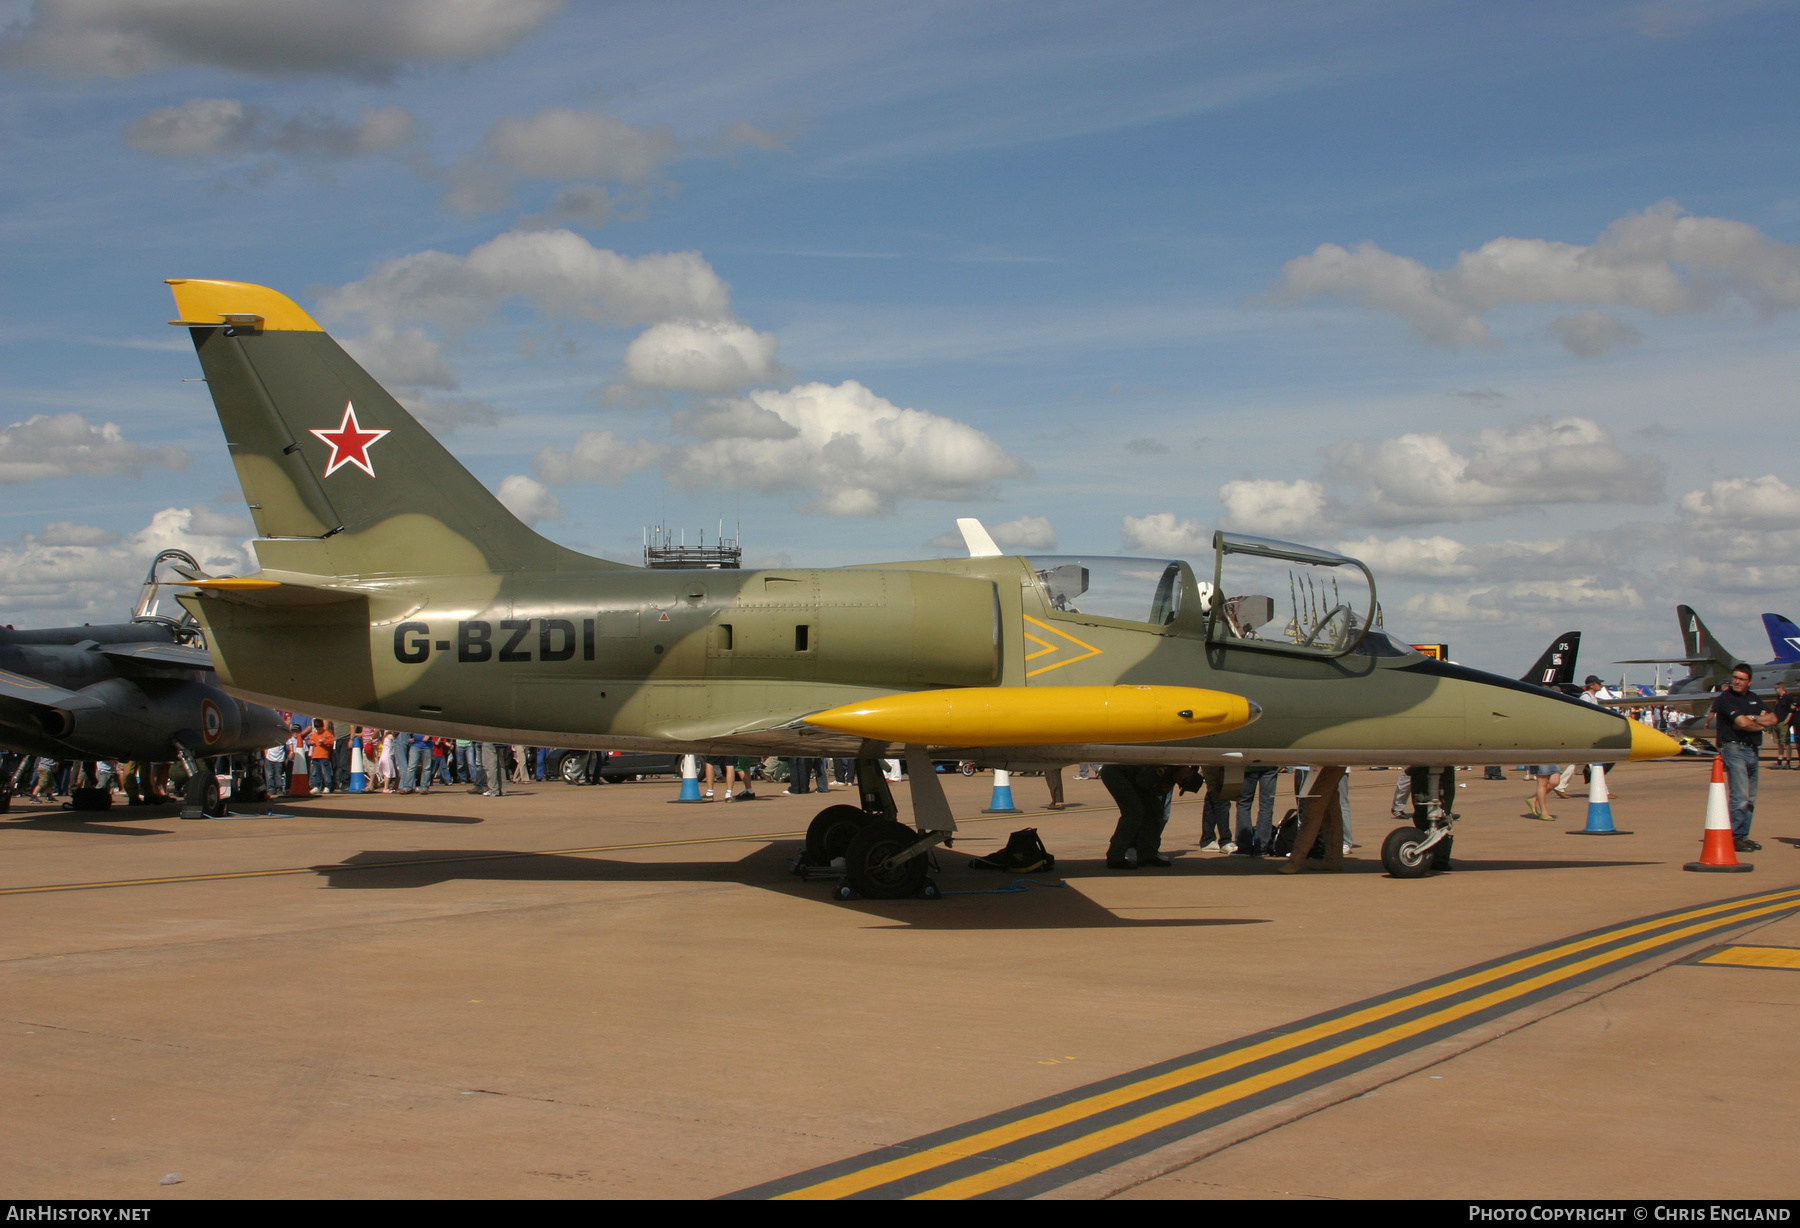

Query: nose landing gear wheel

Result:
[844,819,930,899]
[1381,825,1436,878]
[805,804,873,865]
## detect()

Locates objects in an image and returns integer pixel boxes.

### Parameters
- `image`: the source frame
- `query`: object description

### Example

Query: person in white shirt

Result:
[1557,677,1613,797]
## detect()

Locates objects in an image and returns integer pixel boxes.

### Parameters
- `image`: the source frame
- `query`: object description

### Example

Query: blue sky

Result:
[2,0,1798,677]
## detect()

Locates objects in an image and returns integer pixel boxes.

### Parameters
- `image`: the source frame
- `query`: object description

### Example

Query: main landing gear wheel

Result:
[805,804,873,865]
[844,819,929,899]
[184,771,224,819]
[1381,825,1436,878]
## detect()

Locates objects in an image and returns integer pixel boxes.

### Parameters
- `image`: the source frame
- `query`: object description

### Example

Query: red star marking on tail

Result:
[310,402,390,478]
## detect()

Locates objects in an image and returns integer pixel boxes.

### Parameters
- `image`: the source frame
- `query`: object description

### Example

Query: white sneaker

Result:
[703,789,714,798]
[1222,841,1237,854]
[1199,840,1220,852]
[1342,841,1354,855]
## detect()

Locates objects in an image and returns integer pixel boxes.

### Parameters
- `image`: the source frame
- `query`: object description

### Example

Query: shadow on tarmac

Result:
[291,806,485,825]
[0,812,173,835]
[311,843,1273,929]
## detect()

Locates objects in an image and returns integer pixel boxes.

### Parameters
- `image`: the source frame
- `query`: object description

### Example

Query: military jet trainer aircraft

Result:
[158,278,1679,888]
[1613,605,1800,717]
[1,549,288,813]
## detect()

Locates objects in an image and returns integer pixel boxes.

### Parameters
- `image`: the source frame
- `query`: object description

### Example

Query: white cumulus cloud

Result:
[494,474,561,526]
[623,319,779,393]
[1333,534,1473,578]
[1323,417,1658,526]
[532,431,665,485]
[2,0,563,79]
[1121,512,1211,556]
[317,228,733,331]
[0,506,254,625]
[1266,201,1800,348]
[661,380,1027,516]
[125,98,414,159]
[1678,474,1800,528]
[990,515,1056,550]
[1218,478,1326,534]
[0,413,186,483]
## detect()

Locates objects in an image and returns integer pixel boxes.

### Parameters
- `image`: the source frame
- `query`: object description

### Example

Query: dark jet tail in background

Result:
[166,279,618,580]
[1617,605,1738,684]
[1521,631,1581,694]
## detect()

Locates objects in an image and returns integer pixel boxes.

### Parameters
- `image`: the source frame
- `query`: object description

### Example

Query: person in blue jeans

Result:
[402,732,432,794]
[1712,664,1776,851]
[1233,766,1280,856]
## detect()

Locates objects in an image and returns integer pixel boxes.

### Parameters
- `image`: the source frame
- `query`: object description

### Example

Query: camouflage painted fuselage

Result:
[166,278,1657,768]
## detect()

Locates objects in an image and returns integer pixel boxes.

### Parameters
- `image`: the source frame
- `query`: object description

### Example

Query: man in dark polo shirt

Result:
[1773,682,1796,769]
[1712,664,1777,851]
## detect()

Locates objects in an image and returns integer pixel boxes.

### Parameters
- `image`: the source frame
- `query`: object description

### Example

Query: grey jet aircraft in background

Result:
[1,550,288,814]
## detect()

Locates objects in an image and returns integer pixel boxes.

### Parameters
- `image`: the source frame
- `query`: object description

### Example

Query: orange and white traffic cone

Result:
[1684,756,1751,873]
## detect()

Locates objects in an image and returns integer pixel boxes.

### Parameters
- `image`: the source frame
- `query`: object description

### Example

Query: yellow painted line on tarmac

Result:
[1696,944,1800,970]
[768,885,1800,1200]
[906,895,1800,1200]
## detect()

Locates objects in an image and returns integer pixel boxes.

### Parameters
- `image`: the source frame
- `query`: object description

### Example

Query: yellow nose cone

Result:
[1628,720,1683,761]
[805,685,1257,747]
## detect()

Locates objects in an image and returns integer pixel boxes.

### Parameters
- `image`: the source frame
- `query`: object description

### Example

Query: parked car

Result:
[542,749,685,785]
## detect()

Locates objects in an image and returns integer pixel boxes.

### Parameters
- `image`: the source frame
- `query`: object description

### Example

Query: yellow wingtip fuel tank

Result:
[805,685,1258,747]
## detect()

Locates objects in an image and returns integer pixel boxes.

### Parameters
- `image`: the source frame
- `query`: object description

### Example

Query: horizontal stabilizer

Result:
[0,668,105,712]
[99,643,215,670]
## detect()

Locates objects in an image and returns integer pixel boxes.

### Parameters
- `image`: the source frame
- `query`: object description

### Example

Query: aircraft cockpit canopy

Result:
[133,548,206,645]
[1028,557,1183,626]
[1208,531,1378,658]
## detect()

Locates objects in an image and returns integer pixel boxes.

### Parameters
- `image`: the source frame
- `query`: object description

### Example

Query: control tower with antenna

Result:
[643,520,742,570]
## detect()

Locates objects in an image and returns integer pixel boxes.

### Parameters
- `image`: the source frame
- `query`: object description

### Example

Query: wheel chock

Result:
[920,881,942,900]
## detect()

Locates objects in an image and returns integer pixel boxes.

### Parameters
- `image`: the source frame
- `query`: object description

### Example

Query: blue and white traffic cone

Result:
[348,740,367,793]
[982,768,1021,814]
[1572,763,1628,835]
[672,754,706,803]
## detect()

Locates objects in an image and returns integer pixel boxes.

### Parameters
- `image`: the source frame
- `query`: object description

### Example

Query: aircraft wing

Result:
[1613,657,1716,665]
[1598,693,1717,714]
[99,642,215,670]
[0,667,106,713]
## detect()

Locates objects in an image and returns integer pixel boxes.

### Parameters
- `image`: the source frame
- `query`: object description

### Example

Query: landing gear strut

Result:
[177,748,226,819]
[795,743,950,901]
[1381,765,1456,878]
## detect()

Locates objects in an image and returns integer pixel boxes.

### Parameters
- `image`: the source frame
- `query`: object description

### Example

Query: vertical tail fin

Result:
[166,279,616,578]
[1677,604,1734,670]
[1762,613,1800,664]
[1521,630,1581,692]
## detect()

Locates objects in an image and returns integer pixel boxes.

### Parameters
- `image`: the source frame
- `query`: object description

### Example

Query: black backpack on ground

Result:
[1269,808,1329,859]
[968,828,1056,873]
